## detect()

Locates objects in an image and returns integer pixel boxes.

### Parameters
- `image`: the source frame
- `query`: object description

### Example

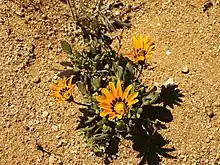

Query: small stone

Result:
[166,49,171,56]
[42,111,49,118]
[212,101,220,107]
[215,152,220,163]
[207,111,215,118]
[182,66,189,74]
[16,8,25,17]
[32,76,41,83]
[114,10,120,16]
[56,135,61,139]
[42,14,47,20]
[57,140,67,148]
[52,125,59,132]
[23,125,30,131]
[34,35,40,39]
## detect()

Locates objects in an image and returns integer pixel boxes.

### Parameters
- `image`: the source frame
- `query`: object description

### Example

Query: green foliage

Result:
[58,36,167,158]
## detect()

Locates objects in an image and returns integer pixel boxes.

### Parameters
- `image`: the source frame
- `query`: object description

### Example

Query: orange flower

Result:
[126,34,154,63]
[96,80,139,120]
[50,77,75,103]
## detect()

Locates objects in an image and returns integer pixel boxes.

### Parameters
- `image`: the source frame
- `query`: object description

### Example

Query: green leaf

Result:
[136,113,141,119]
[85,116,97,124]
[123,63,134,85]
[81,125,96,132]
[94,54,101,61]
[137,108,143,114]
[116,120,126,130]
[126,62,134,74]
[92,77,101,90]
[97,118,107,126]
[113,62,124,79]
[92,134,109,141]
[104,64,109,69]
[61,40,72,55]
[76,81,88,96]
[73,66,80,72]
[57,69,75,77]
[142,92,160,106]
[60,61,73,67]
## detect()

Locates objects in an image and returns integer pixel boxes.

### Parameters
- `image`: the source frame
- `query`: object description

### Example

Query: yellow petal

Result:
[109,82,117,99]
[127,99,139,107]
[143,36,150,46]
[101,88,114,100]
[117,114,123,119]
[96,96,106,102]
[138,34,143,49]
[116,80,123,98]
[108,113,116,120]
[137,55,145,61]
[51,85,62,91]
[132,36,139,51]
[122,84,133,100]
[50,92,62,98]
[99,103,111,110]
[100,109,112,117]
[56,99,65,104]
[144,40,153,52]
[127,92,139,103]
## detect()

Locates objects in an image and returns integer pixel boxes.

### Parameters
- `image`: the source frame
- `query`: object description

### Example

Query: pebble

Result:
[166,49,171,56]
[34,35,40,39]
[52,125,59,132]
[212,101,220,107]
[16,8,25,17]
[32,76,41,83]
[215,152,220,163]
[207,111,215,118]
[182,66,189,74]
[42,14,47,20]
[42,111,49,118]
[23,125,30,131]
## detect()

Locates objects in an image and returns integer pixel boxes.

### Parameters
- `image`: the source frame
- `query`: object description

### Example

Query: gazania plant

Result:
[49,1,181,164]
[49,32,175,162]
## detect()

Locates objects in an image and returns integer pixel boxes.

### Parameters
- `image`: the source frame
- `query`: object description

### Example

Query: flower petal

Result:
[109,82,117,99]
[101,88,114,100]
[127,99,139,107]
[96,95,106,102]
[116,80,123,98]
[99,102,111,109]
[108,113,117,120]
[127,91,139,103]
[122,84,133,100]
[100,109,112,117]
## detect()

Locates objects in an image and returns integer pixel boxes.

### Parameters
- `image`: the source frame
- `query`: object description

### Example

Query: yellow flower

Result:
[126,34,154,63]
[50,77,75,103]
[96,80,139,120]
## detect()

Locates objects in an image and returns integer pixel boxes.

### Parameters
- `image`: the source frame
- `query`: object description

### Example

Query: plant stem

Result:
[136,63,144,80]
[73,99,91,106]
[67,0,76,20]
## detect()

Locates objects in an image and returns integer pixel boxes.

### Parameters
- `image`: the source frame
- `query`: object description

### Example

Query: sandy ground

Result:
[0,0,220,164]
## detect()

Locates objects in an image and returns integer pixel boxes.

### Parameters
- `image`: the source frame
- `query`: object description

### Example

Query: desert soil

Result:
[0,0,220,165]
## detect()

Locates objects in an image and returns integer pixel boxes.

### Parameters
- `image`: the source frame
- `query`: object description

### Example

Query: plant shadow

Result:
[130,84,183,164]
[158,84,184,109]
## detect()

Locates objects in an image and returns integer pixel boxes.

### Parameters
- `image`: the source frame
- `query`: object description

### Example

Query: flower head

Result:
[96,80,139,120]
[50,77,75,103]
[126,34,154,63]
